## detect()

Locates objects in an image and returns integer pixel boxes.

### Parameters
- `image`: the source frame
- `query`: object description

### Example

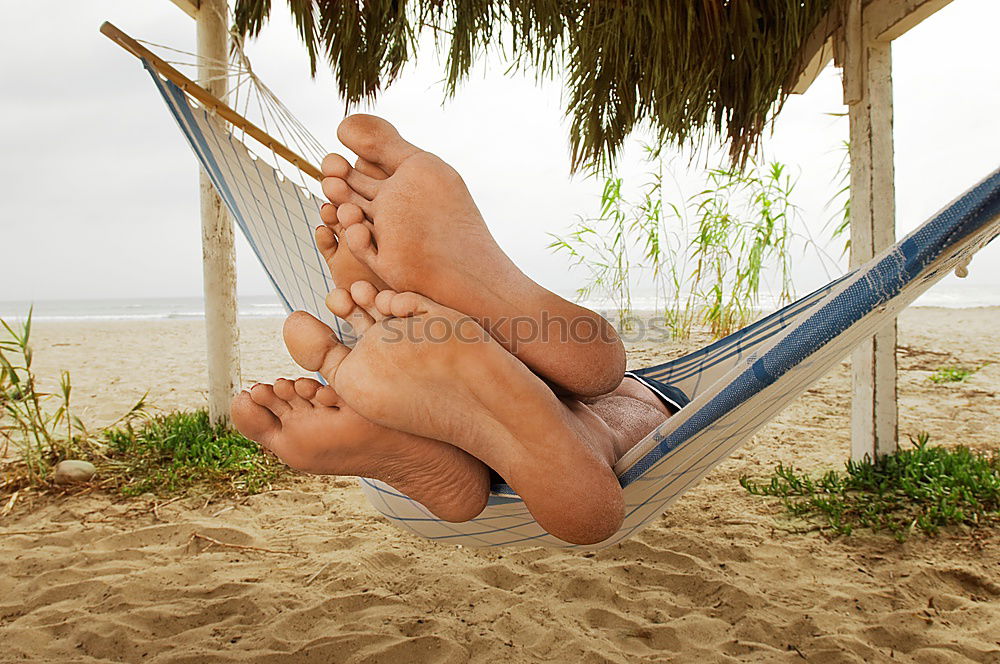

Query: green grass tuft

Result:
[102,410,285,497]
[740,433,1000,541]
[928,365,978,384]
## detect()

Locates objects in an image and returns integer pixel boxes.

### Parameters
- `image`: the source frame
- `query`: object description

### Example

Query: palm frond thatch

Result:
[232,0,835,170]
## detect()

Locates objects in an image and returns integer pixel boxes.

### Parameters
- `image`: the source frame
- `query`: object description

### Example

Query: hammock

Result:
[108,25,1000,549]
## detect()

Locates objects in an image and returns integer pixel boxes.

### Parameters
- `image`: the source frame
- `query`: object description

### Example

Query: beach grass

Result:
[101,410,285,498]
[741,433,1000,541]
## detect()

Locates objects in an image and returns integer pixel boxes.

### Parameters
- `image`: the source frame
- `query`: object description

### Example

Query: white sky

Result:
[1,0,998,304]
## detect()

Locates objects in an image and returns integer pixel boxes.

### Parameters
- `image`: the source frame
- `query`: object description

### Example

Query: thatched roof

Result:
[233,1,835,169]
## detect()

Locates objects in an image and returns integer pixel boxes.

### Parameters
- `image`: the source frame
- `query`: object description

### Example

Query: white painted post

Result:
[842,0,898,460]
[197,0,241,425]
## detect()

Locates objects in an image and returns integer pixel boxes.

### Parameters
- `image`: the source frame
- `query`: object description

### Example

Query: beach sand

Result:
[2,307,999,663]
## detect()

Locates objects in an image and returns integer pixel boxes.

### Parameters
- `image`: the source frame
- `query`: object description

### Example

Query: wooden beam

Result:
[100,22,323,181]
[168,0,200,20]
[788,0,953,95]
[845,10,898,460]
[844,0,864,104]
[867,0,953,41]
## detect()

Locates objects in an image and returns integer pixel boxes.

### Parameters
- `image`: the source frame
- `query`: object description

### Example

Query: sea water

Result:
[0,284,995,323]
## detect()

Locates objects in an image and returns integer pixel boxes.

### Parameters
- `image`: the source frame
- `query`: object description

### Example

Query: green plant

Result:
[687,161,797,337]
[740,433,1000,541]
[550,148,801,338]
[0,310,280,499]
[928,364,981,384]
[1,309,145,488]
[2,311,106,483]
[101,410,284,497]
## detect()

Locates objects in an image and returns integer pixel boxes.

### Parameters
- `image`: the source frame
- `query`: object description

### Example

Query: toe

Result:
[283,311,352,383]
[314,384,341,407]
[325,287,356,319]
[322,176,369,211]
[315,225,338,264]
[336,203,365,228]
[293,377,323,400]
[378,290,437,319]
[274,377,310,408]
[319,203,341,229]
[337,114,420,175]
[326,288,376,334]
[349,280,386,320]
[343,223,379,269]
[354,156,388,180]
[373,288,398,317]
[323,152,379,200]
[345,168,379,200]
[316,222,387,290]
[230,391,280,444]
[320,153,352,179]
[248,383,290,418]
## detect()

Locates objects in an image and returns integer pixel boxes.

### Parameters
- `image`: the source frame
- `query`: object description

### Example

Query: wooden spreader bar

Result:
[100,21,323,182]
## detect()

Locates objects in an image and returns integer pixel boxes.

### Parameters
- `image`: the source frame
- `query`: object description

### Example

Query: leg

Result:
[284,291,626,546]
[319,115,625,398]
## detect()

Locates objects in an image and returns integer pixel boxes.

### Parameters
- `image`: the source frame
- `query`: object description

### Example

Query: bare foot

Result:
[283,288,627,545]
[231,377,490,522]
[319,114,625,398]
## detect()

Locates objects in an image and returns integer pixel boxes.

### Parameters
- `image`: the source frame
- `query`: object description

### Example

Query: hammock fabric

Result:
[141,59,1000,549]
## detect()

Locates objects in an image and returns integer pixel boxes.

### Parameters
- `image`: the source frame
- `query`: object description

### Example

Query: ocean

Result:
[0,284,995,323]
[0,295,286,322]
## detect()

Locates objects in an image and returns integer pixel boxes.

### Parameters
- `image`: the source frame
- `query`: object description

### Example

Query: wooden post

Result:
[197,0,241,425]
[842,0,898,460]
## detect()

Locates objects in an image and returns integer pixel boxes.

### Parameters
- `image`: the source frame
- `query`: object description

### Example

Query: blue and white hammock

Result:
[136,54,999,549]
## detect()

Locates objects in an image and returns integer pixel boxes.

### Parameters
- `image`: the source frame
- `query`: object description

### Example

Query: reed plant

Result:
[0,310,119,484]
[551,148,801,338]
[827,139,851,256]
[550,173,635,328]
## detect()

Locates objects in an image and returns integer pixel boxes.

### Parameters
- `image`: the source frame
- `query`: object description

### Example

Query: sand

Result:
[1,308,999,663]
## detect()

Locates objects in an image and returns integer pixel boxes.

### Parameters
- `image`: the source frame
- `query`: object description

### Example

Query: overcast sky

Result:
[1,0,998,305]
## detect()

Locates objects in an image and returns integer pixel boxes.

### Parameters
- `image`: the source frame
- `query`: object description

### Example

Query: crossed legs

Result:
[232,116,671,544]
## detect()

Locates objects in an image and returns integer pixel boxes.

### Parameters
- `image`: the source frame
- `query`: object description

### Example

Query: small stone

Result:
[52,460,96,485]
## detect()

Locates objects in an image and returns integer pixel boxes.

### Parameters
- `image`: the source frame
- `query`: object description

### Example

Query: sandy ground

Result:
[1,308,999,663]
